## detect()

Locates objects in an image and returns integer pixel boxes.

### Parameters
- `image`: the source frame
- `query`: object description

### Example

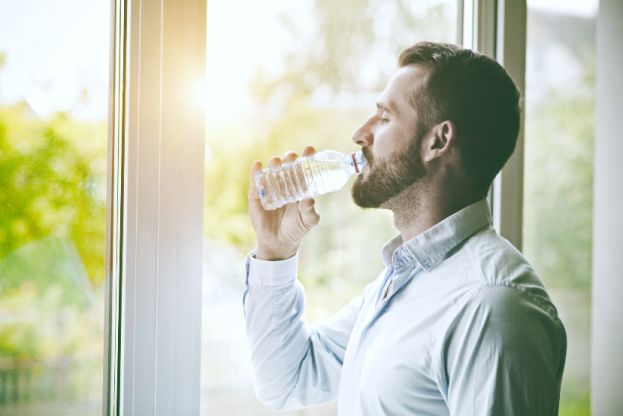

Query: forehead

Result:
[378,64,430,112]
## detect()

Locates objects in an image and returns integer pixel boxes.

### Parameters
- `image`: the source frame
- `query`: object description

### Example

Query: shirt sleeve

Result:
[242,252,362,410]
[442,284,567,416]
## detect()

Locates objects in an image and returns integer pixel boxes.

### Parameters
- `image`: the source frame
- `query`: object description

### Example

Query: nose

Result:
[352,115,375,147]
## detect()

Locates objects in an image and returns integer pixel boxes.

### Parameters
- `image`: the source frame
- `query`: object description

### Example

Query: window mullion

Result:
[469,0,526,250]
[103,0,128,414]
[113,0,207,414]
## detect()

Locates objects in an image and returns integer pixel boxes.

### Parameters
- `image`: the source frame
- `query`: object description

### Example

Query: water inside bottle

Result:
[255,150,364,210]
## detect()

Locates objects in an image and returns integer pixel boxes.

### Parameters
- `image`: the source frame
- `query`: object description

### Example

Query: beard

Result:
[351,128,427,209]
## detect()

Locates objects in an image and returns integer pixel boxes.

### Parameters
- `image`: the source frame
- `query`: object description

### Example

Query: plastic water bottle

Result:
[255,150,366,210]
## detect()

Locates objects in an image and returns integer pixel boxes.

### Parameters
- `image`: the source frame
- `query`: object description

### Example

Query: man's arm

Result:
[442,284,567,416]
[244,147,359,409]
[243,253,362,409]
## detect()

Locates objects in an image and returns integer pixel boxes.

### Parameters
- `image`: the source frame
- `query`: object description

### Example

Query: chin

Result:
[351,182,381,209]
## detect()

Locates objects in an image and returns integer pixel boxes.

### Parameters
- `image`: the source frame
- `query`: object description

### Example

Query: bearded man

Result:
[244,42,567,416]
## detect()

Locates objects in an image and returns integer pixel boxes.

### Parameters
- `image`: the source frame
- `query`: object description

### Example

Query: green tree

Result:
[0,105,107,289]
[0,102,107,378]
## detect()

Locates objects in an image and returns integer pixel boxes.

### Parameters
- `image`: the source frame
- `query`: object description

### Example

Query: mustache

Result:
[362,147,374,166]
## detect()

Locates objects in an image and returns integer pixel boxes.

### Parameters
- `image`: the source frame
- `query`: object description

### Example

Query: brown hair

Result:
[399,42,520,196]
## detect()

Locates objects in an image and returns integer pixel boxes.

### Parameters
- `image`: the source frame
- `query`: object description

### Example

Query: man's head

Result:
[351,41,520,208]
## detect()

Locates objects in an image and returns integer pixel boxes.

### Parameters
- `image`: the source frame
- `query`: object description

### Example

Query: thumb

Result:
[298,198,320,228]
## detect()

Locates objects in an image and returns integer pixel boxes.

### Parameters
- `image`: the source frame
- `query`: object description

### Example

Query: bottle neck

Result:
[351,150,365,173]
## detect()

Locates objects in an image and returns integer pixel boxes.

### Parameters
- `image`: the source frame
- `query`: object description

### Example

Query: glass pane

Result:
[201,0,457,414]
[524,1,596,415]
[0,1,110,415]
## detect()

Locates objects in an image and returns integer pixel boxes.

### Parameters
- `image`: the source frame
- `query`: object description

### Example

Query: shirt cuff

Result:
[246,251,298,286]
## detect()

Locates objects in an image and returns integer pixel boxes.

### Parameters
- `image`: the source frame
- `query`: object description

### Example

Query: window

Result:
[201,0,458,413]
[3,0,600,414]
[0,0,110,414]
[523,1,596,414]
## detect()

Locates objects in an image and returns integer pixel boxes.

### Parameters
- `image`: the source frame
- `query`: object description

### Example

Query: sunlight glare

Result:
[204,0,310,121]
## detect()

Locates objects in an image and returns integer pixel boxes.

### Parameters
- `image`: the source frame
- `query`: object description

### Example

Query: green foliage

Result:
[523,51,595,416]
[0,236,92,307]
[559,387,590,416]
[0,105,107,288]
[0,103,107,379]
[524,85,594,290]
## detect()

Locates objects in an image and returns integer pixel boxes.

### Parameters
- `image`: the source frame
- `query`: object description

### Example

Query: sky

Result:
[203,0,311,121]
[0,0,110,120]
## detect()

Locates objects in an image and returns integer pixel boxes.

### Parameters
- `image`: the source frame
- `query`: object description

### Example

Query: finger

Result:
[299,197,317,210]
[268,156,282,168]
[248,160,263,200]
[299,197,315,211]
[298,198,320,228]
[302,146,316,157]
[282,151,298,163]
[250,160,263,176]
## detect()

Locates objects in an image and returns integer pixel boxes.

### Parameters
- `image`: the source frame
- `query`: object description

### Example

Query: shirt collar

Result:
[381,199,492,271]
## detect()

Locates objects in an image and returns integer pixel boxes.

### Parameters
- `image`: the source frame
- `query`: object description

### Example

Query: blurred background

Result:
[0,0,110,415]
[201,0,596,415]
[0,0,596,415]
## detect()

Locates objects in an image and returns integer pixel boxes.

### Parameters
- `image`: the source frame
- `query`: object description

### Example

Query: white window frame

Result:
[592,0,623,412]
[102,1,524,415]
[462,0,527,250]
[103,0,207,415]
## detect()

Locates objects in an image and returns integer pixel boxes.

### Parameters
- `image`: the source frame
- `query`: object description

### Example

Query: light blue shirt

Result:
[243,200,567,415]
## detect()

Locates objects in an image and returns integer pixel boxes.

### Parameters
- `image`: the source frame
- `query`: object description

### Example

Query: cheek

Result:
[371,130,394,157]
[373,126,410,159]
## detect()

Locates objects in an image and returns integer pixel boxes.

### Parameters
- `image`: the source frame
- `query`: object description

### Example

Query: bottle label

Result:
[351,152,361,173]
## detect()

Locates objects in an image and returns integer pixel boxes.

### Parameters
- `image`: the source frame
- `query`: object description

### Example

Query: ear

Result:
[422,120,456,162]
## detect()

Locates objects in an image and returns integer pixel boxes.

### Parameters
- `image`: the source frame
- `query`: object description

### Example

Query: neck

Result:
[384,182,483,242]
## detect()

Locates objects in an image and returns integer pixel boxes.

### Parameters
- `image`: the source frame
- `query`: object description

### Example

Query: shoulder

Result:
[463,229,533,283]
[440,227,567,352]
[459,229,565,337]
[447,282,567,368]
[467,283,562,330]
[438,283,567,377]
[460,228,558,309]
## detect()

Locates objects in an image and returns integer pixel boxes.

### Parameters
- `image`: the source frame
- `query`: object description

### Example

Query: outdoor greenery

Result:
[0,102,106,412]
[524,78,594,292]
[523,68,595,416]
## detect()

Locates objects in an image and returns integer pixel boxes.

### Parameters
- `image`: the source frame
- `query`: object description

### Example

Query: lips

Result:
[362,147,374,168]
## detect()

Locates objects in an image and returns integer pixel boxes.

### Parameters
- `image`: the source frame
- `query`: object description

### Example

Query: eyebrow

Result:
[376,100,398,115]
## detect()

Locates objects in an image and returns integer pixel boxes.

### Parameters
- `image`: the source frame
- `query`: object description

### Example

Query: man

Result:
[244,42,566,415]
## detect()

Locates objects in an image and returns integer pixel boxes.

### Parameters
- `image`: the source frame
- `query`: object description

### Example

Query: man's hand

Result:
[249,146,321,260]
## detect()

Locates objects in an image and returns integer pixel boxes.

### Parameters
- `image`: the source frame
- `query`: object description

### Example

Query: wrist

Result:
[255,244,298,261]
